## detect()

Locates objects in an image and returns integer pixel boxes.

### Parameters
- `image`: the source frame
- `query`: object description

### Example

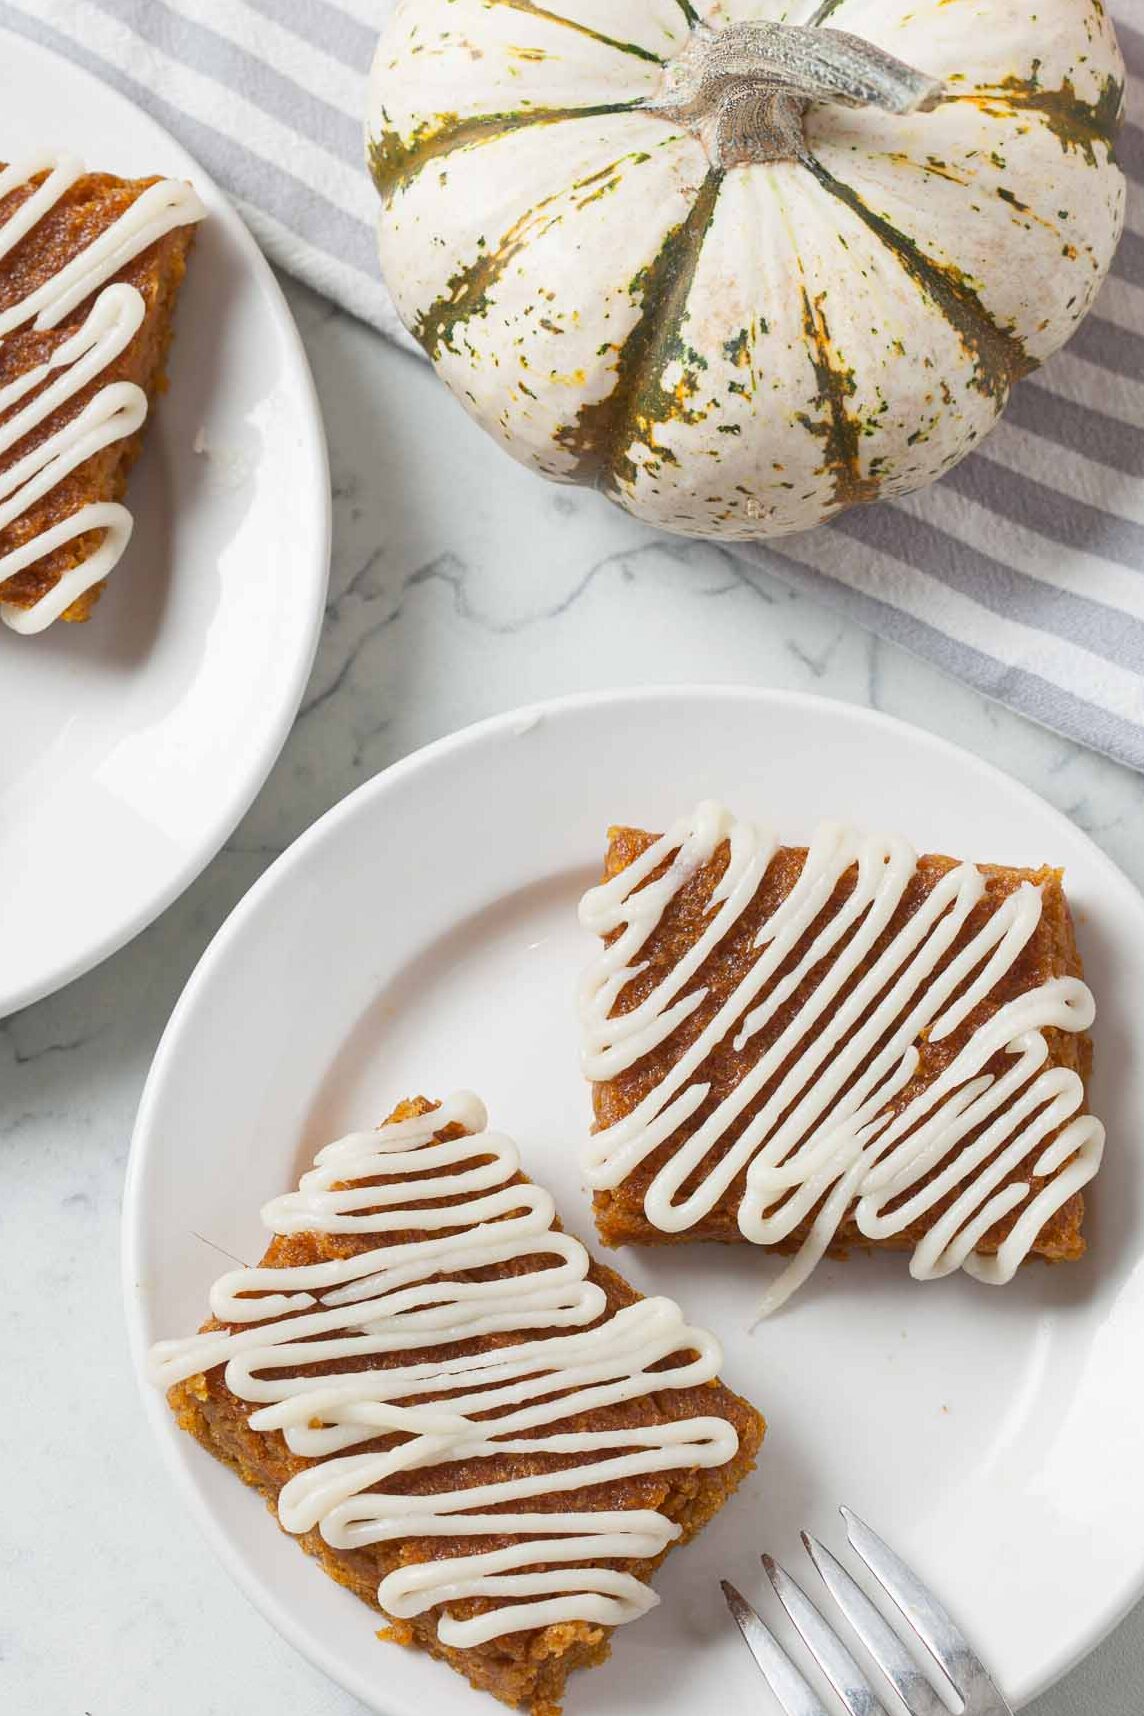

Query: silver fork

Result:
[722,1506,1014,1716]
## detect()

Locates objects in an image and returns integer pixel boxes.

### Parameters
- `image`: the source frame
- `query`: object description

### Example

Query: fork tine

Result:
[840,1509,1012,1716]
[762,1554,890,1716]
[722,1579,832,1716]
[801,1533,952,1716]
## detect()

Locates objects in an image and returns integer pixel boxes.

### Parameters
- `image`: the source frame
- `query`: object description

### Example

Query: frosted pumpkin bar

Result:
[0,154,203,633]
[579,803,1104,1313]
[152,1093,763,1715]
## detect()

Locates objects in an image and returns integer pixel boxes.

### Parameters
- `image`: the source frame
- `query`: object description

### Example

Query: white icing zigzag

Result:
[0,153,204,633]
[578,802,1104,1314]
[151,1092,740,1648]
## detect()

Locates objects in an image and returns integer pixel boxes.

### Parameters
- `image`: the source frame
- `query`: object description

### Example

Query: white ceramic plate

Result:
[0,30,329,1016]
[125,687,1144,1714]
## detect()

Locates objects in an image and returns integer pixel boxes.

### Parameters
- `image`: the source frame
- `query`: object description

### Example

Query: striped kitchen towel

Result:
[2,1,1142,772]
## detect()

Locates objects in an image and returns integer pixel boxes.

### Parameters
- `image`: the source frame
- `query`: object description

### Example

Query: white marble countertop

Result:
[5,276,1144,1716]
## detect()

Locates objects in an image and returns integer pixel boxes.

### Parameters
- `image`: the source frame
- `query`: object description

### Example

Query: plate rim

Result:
[123,682,1144,1713]
[0,24,331,1018]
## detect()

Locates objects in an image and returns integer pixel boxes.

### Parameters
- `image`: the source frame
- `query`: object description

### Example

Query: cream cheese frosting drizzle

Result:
[150,1092,739,1648]
[0,153,204,633]
[578,803,1104,1315]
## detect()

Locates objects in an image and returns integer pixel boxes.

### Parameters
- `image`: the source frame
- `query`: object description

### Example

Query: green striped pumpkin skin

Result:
[367,0,1125,538]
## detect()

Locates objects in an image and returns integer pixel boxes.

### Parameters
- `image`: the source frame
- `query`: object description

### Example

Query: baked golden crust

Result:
[167,1098,765,1715]
[590,829,1092,1261]
[0,165,196,622]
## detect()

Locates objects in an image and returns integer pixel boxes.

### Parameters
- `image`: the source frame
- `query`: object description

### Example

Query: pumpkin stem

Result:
[652,21,943,167]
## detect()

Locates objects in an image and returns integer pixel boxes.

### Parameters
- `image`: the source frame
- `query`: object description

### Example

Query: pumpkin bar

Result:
[152,1094,764,1715]
[0,157,202,631]
[579,804,1103,1311]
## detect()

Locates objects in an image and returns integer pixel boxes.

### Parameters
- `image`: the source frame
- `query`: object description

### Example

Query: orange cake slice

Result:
[152,1093,764,1715]
[579,803,1104,1313]
[0,153,203,633]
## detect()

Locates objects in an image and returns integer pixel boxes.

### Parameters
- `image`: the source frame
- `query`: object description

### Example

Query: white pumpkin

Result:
[367,0,1125,538]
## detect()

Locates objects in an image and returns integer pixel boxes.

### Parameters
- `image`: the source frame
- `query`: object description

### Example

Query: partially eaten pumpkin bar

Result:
[0,154,203,634]
[579,803,1104,1314]
[152,1093,764,1715]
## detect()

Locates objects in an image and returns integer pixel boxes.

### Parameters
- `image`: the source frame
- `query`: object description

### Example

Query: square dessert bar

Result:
[154,1094,764,1715]
[0,157,201,630]
[579,805,1104,1311]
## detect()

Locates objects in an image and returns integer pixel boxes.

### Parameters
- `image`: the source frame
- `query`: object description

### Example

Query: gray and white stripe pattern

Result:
[2,0,1141,770]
